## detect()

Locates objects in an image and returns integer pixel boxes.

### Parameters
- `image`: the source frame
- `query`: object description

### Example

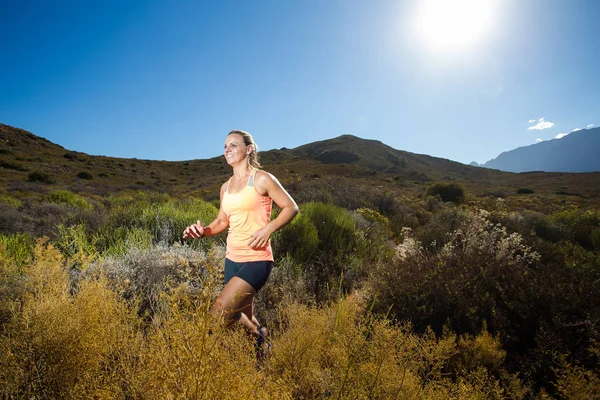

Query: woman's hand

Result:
[183,220,204,239]
[248,226,273,249]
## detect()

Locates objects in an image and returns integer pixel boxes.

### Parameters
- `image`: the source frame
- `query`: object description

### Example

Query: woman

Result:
[183,130,298,354]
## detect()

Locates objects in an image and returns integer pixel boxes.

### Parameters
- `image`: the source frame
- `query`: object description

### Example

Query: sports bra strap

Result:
[224,169,259,192]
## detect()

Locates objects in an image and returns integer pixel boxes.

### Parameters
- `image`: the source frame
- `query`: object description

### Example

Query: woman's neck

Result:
[232,163,254,180]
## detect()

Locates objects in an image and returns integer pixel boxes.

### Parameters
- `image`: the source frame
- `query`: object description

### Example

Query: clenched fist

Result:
[183,220,204,239]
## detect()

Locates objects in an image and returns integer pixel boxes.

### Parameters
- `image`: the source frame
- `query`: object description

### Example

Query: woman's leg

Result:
[212,276,259,335]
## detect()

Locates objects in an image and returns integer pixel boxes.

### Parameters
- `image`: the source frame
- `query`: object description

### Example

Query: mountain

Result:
[286,134,504,183]
[2,123,600,204]
[483,127,600,173]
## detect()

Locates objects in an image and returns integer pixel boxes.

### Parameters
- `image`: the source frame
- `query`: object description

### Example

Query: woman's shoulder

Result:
[254,169,279,195]
[254,169,277,184]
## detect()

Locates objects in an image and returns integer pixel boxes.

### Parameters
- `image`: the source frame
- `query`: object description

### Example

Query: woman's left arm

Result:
[248,171,299,249]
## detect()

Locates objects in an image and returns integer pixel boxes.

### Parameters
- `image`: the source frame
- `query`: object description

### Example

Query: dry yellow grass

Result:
[1,237,595,399]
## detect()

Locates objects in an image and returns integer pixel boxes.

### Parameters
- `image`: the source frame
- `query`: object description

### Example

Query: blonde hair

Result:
[228,130,261,169]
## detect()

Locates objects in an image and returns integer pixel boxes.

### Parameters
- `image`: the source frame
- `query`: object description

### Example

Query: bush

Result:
[105,194,219,247]
[0,202,26,235]
[63,152,78,161]
[368,207,600,393]
[0,161,28,171]
[0,232,36,266]
[0,236,534,399]
[76,171,93,180]
[44,190,93,211]
[21,202,73,238]
[425,182,466,204]
[273,213,319,262]
[274,202,367,300]
[94,225,153,257]
[369,209,541,340]
[266,296,527,399]
[553,342,600,399]
[416,203,471,250]
[0,195,21,208]
[516,187,534,194]
[27,171,55,184]
[83,243,225,316]
[353,207,394,259]
[551,207,600,250]
[0,240,142,398]
[0,233,36,325]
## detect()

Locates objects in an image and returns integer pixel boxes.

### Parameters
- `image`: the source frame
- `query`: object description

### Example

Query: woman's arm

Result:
[248,171,298,249]
[182,182,229,239]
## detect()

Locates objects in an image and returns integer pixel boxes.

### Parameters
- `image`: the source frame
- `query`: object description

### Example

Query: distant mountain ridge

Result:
[482,127,600,173]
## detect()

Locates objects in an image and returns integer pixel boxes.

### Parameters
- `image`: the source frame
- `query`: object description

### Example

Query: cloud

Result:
[588,124,595,128]
[572,128,582,132]
[535,138,543,143]
[528,117,555,130]
[555,132,569,139]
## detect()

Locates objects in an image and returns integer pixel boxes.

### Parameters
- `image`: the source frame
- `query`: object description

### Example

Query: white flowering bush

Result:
[81,243,225,316]
[369,208,541,342]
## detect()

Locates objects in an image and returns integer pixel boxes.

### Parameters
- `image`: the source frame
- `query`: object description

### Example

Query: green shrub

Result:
[94,226,153,257]
[275,202,366,299]
[274,213,319,262]
[44,190,93,211]
[0,233,37,325]
[27,171,55,184]
[106,194,219,247]
[0,195,22,208]
[425,182,466,204]
[63,152,78,161]
[138,198,219,245]
[533,216,567,243]
[0,161,28,172]
[76,171,93,180]
[54,224,98,269]
[0,232,36,266]
[551,207,600,250]
[300,202,363,263]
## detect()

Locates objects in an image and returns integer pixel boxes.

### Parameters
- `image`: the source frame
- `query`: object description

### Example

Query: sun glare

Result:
[416,0,496,51]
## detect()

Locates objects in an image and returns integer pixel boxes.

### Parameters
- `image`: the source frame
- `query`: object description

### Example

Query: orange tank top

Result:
[221,169,273,262]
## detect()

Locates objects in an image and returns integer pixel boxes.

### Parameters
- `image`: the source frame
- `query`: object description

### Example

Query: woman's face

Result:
[224,133,250,165]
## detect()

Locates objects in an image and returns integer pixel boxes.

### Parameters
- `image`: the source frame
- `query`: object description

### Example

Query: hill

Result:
[2,123,600,209]
[483,127,600,172]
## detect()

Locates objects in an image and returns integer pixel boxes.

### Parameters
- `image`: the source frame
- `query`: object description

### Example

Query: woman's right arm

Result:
[183,182,229,239]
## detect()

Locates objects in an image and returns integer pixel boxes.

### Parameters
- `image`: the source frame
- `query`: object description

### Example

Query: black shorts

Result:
[224,258,273,292]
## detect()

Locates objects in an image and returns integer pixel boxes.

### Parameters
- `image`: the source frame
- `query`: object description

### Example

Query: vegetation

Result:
[425,182,466,204]
[27,171,55,184]
[76,171,93,180]
[517,187,535,194]
[1,123,600,397]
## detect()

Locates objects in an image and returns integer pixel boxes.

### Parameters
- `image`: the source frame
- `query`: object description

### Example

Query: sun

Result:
[415,0,497,51]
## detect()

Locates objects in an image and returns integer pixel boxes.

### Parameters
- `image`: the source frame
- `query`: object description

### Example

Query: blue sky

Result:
[1,0,598,164]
